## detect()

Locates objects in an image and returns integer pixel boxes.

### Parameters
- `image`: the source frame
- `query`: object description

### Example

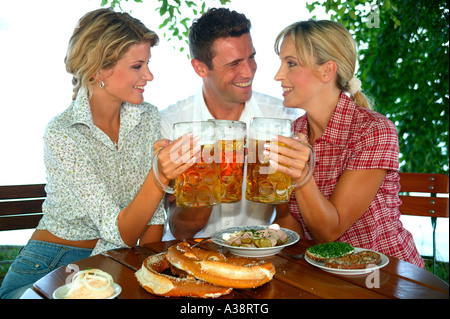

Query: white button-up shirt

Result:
[160,88,299,240]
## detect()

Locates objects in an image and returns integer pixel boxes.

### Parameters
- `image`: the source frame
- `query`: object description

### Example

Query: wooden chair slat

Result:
[399,173,449,194]
[0,184,46,231]
[0,199,45,217]
[0,214,43,231]
[398,172,449,274]
[0,184,47,200]
[399,195,449,218]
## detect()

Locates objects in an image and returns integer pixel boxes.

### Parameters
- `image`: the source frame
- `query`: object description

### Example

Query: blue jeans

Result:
[0,240,92,299]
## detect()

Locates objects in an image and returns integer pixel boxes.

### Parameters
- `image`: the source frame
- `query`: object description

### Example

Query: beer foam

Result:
[173,121,217,145]
[219,127,246,140]
[249,118,293,140]
[213,120,247,140]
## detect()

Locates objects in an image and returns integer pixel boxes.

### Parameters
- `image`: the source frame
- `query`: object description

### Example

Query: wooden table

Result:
[31,239,448,301]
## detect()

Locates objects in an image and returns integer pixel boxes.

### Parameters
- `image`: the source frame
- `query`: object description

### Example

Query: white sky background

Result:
[0,0,448,261]
[0,0,324,185]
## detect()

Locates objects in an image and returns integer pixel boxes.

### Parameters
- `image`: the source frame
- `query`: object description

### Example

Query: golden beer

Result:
[218,139,245,203]
[245,139,293,203]
[211,120,247,203]
[174,144,221,208]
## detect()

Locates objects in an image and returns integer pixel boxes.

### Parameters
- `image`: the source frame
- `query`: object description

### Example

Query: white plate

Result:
[52,283,121,299]
[304,247,389,275]
[210,225,300,257]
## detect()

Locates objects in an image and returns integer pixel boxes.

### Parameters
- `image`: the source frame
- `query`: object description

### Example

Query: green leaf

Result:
[159,17,171,28]
[308,0,449,173]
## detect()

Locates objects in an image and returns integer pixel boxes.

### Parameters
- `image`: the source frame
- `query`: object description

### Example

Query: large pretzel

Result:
[135,252,232,298]
[166,241,275,289]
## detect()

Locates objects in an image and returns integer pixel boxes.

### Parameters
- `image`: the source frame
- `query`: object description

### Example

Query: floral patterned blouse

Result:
[37,87,165,255]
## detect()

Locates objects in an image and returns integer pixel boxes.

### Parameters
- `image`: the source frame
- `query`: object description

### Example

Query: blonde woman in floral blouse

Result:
[0,8,198,299]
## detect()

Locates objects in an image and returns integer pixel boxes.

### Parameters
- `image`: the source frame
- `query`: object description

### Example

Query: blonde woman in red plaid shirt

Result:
[267,20,424,268]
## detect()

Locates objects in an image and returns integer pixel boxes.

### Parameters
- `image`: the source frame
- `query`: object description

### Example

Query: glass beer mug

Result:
[211,120,246,203]
[152,121,222,208]
[245,117,315,204]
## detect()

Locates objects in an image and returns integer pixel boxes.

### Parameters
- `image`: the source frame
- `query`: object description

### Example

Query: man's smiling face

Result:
[203,33,257,105]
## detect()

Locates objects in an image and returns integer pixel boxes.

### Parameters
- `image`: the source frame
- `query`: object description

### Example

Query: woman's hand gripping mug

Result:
[245,117,315,204]
[152,121,222,208]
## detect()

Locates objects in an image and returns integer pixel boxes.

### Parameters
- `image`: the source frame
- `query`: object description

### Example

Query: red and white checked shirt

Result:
[288,93,424,268]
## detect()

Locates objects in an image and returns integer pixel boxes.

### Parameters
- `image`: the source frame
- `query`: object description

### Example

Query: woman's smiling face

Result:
[274,36,323,109]
[99,41,153,106]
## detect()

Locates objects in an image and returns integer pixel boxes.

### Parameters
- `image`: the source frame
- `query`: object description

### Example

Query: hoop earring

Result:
[99,81,105,89]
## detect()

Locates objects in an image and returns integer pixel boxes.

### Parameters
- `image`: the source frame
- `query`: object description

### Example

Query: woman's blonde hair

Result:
[275,20,371,109]
[65,8,159,100]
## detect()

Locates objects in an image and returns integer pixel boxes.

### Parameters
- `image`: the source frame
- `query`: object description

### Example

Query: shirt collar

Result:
[193,88,213,121]
[322,92,355,147]
[68,87,94,128]
[239,93,264,122]
[296,92,356,147]
[67,86,149,149]
[193,87,264,122]
[68,87,147,126]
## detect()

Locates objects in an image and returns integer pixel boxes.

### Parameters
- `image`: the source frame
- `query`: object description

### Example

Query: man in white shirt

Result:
[159,8,298,240]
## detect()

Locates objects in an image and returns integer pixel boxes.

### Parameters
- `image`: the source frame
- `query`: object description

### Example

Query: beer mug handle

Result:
[152,148,175,194]
[293,143,316,188]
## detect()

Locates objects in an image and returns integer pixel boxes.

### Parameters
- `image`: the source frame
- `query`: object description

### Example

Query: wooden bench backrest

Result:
[398,173,449,218]
[0,175,447,231]
[0,184,46,231]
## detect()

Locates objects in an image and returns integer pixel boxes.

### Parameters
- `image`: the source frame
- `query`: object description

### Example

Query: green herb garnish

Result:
[307,242,353,258]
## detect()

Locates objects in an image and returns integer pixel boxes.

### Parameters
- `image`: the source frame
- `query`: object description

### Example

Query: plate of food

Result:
[210,224,300,257]
[304,242,389,275]
[53,268,121,299]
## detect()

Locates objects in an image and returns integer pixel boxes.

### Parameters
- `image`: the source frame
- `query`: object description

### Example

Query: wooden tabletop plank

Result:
[32,239,449,299]
[274,256,388,299]
[279,239,449,299]
[382,257,449,293]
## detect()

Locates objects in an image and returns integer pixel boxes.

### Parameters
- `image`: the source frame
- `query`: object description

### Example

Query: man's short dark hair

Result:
[189,7,251,69]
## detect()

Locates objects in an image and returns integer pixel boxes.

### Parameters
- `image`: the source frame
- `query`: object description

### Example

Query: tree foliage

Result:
[101,0,230,56]
[307,0,449,174]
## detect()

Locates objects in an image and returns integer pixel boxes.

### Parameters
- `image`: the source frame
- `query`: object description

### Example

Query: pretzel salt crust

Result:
[135,252,233,298]
[166,242,275,289]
